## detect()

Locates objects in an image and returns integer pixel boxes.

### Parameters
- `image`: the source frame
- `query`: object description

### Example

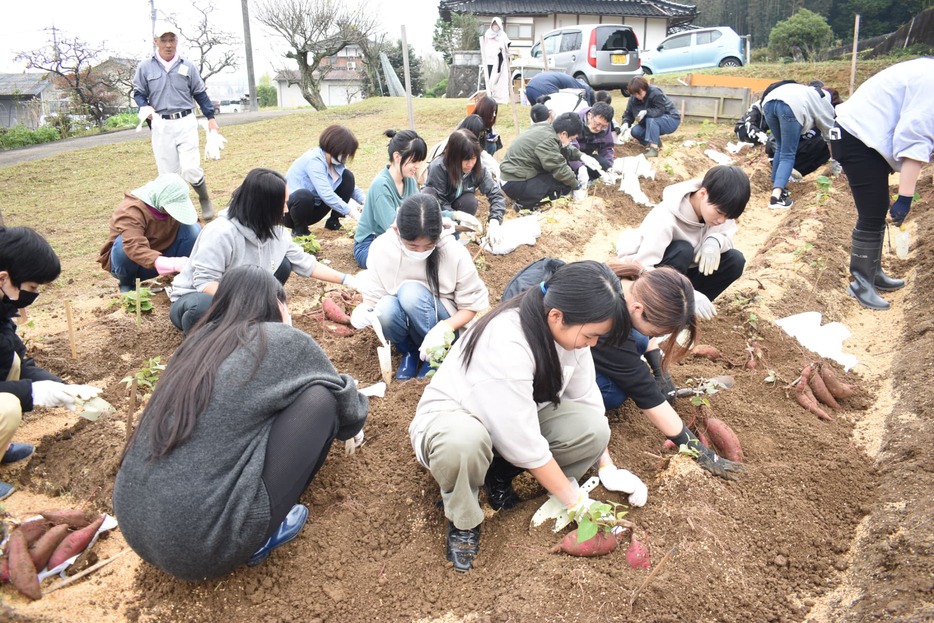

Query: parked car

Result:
[517,24,642,91]
[640,27,744,75]
[218,99,242,114]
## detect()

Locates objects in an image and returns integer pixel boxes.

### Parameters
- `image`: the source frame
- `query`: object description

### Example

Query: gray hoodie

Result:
[170,211,317,301]
[615,178,737,269]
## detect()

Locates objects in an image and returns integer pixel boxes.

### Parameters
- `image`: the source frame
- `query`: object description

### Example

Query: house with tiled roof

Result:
[273,45,365,108]
[439,0,698,51]
[0,73,64,129]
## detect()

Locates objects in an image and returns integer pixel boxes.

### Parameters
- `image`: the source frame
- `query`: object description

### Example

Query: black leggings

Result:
[285,169,356,230]
[260,384,339,540]
[421,186,479,216]
[829,126,892,233]
[502,172,573,209]
[658,240,746,301]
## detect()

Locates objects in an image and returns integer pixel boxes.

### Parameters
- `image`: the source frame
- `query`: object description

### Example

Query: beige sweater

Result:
[411,309,605,469]
[616,179,737,269]
[358,227,490,319]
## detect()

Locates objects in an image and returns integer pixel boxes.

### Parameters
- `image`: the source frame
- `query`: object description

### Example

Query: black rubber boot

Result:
[192,179,215,221]
[483,456,525,511]
[847,229,889,310]
[445,522,480,573]
[874,230,905,292]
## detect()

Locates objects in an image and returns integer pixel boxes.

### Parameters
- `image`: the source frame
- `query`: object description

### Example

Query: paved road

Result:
[0,108,304,168]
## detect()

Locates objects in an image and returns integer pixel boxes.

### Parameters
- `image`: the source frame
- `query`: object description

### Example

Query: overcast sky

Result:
[1,0,441,93]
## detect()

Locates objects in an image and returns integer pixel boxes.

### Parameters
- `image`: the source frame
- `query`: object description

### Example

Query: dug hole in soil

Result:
[2,124,932,623]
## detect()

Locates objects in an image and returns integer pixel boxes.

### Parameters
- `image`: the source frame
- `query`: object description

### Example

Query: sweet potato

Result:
[549,530,619,557]
[322,296,352,325]
[820,365,856,400]
[39,508,95,529]
[705,417,744,462]
[322,321,355,337]
[625,538,651,569]
[796,366,831,421]
[47,514,105,570]
[662,439,677,451]
[15,520,51,546]
[29,524,70,571]
[696,428,710,448]
[7,529,41,600]
[691,344,722,361]
[808,365,841,410]
[0,556,8,583]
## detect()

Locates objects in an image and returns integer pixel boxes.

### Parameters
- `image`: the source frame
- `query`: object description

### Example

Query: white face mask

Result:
[401,246,434,261]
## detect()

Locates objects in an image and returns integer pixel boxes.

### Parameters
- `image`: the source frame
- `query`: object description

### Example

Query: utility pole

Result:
[241,0,258,111]
[150,0,157,54]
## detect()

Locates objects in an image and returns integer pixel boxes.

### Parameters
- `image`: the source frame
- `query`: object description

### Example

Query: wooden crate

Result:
[660,84,752,122]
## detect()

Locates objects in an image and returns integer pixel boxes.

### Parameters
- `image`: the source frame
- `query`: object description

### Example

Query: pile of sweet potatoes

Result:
[793,362,857,421]
[0,509,104,600]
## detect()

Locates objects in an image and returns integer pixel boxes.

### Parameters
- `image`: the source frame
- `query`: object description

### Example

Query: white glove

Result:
[579,153,602,172]
[577,165,589,189]
[615,122,631,144]
[346,199,362,221]
[452,211,482,232]
[598,465,648,507]
[693,290,717,321]
[342,274,360,291]
[204,129,228,160]
[418,320,454,362]
[136,106,155,131]
[32,381,101,411]
[487,219,503,246]
[828,158,842,177]
[694,237,721,276]
[636,110,647,123]
[561,480,600,523]
[350,304,379,330]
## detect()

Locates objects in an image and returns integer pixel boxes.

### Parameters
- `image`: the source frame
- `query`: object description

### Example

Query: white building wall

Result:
[276,80,365,108]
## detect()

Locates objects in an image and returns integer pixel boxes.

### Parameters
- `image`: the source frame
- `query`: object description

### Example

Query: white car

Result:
[218,100,241,114]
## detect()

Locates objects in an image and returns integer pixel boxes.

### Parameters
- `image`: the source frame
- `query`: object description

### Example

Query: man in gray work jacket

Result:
[133,21,219,221]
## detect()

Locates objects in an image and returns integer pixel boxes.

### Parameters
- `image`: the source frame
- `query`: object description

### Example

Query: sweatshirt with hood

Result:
[170,211,317,301]
[615,178,736,268]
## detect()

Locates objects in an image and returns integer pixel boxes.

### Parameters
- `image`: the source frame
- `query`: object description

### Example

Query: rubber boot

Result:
[873,230,905,292]
[192,179,215,222]
[847,229,889,310]
[483,456,525,511]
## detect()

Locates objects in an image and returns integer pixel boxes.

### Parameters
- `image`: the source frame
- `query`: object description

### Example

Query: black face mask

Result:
[2,290,38,309]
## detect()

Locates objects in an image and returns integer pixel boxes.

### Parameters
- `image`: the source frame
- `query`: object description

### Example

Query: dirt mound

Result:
[2,122,930,623]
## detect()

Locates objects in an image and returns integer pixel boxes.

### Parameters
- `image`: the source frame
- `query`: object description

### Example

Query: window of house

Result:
[506,24,533,39]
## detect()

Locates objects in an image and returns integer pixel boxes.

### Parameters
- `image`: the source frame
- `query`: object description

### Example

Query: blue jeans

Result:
[763,99,802,190]
[631,115,680,146]
[595,329,650,410]
[353,233,377,269]
[110,223,201,292]
[375,282,453,354]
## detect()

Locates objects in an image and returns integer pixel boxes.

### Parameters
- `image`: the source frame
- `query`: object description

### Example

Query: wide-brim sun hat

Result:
[132,174,198,225]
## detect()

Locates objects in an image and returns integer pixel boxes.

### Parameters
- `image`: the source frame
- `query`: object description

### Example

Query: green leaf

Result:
[576,518,599,543]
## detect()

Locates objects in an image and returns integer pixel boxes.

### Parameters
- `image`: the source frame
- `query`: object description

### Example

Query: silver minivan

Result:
[527,24,642,90]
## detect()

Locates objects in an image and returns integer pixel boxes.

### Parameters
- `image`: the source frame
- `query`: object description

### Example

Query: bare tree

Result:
[166,1,241,84]
[256,0,379,110]
[15,33,120,127]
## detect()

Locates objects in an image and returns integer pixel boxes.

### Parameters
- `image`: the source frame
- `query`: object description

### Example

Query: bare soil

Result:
[1,124,932,623]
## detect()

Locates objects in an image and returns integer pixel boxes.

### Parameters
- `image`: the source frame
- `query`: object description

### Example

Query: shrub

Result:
[257,84,277,108]
[103,112,138,130]
[0,125,61,150]
[425,78,448,98]
[769,9,833,62]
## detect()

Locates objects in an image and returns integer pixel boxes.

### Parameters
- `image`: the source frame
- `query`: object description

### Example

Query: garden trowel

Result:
[371,319,392,386]
[530,476,600,532]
